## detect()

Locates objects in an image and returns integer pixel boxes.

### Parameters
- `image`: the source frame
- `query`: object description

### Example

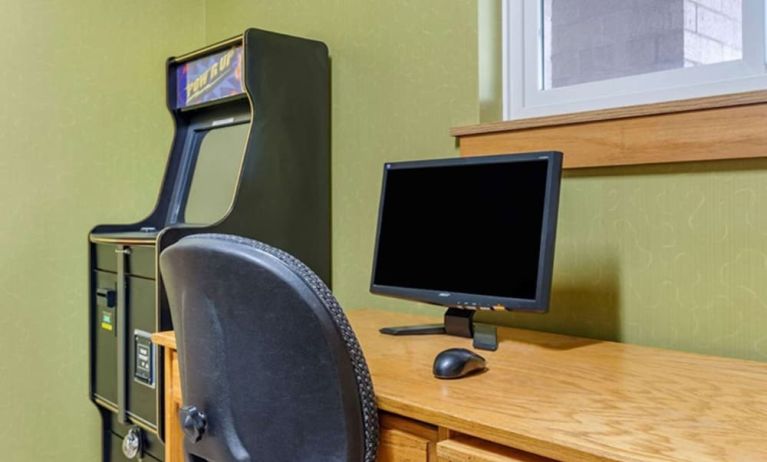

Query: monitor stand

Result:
[379,308,498,351]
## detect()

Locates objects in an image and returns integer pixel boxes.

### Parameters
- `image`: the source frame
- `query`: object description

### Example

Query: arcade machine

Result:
[88,29,330,461]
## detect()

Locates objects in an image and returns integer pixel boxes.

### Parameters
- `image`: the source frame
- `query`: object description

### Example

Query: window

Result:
[503,0,767,119]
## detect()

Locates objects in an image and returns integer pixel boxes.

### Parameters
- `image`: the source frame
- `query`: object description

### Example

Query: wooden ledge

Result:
[451,90,767,137]
[453,91,767,169]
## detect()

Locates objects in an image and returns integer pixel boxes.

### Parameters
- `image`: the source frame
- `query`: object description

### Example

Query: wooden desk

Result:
[152,309,767,462]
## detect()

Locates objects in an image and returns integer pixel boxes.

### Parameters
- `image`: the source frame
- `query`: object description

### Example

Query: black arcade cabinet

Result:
[88,29,330,461]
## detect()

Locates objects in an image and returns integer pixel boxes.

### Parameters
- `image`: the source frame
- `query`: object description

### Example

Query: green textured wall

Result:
[3,1,767,459]
[0,1,204,460]
[204,1,479,312]
[482,159,767,361]
[205,1,767,363]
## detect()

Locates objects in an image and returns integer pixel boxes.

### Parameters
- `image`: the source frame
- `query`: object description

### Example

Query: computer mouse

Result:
[433,348,487,379]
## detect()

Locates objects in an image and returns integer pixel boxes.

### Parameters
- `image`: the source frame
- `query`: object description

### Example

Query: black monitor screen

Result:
[371,152,562,312]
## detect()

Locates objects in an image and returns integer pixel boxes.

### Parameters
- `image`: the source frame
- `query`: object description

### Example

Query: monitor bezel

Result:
[369,151,562,313]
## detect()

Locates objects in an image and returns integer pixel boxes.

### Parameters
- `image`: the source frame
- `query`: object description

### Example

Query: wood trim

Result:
[151,331,177,349]
[457,100,767,169]
[380,412,438,441]
[437,436,555,462]
[451,90,767,136]
[378,428,431,461]
[380,412,440,460]
[163,349,184,462]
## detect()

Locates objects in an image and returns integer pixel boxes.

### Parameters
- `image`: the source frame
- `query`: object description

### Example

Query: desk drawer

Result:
[378,428,430,461]
[378,412,438,461]
[437,436,554,462]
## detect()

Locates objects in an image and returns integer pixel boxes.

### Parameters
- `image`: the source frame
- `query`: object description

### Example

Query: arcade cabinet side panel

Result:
[222,29,331,285]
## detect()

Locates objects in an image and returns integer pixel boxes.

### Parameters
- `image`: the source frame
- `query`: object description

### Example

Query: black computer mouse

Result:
[433,348,487,379]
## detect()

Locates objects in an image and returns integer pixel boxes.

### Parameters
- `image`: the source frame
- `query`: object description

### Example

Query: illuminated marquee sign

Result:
[175,45,244,108]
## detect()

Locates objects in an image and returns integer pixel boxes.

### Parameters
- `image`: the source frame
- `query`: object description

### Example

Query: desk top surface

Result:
[153,308,767,462]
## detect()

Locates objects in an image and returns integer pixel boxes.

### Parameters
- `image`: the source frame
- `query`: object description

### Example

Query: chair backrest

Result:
[160,234,378,462]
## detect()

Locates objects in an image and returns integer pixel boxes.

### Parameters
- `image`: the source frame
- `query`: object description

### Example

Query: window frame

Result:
[502,0,767,120]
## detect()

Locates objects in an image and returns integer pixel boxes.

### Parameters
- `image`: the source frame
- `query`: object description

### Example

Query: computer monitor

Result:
[370,151,562,349]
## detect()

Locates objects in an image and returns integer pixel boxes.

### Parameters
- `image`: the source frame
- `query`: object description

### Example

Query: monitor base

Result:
[379,308,498,351]
[379,324,446,335]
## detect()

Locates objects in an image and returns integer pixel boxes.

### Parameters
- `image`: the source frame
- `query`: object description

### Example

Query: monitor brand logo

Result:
[438,292,451,297]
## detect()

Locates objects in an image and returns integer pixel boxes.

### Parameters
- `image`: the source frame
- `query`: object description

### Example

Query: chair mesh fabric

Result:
[177,233,379,462]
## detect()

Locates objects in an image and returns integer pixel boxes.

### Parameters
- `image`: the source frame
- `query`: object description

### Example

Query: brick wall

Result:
[545,0,742,88]
[684,0,742,66]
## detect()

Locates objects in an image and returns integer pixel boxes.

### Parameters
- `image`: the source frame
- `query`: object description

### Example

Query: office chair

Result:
[160,234,378,462]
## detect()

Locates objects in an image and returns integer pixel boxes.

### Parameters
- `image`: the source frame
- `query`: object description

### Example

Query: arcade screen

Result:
[184,123,249,224]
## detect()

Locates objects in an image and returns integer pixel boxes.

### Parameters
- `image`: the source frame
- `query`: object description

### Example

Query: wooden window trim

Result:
[452,90,767,169]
